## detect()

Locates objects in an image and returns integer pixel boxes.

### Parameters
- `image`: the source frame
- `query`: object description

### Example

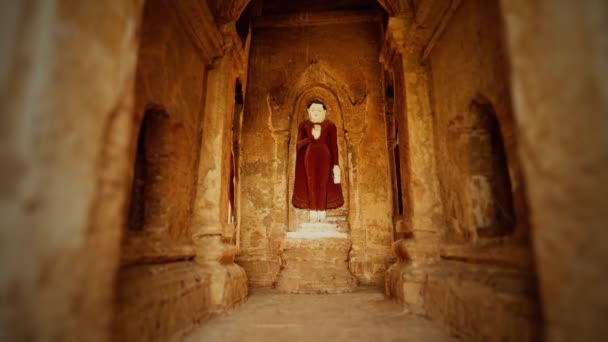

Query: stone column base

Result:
[275,223,357,294]
[196,262,249,312]
[384,236,440,313]
[384,261,429,315]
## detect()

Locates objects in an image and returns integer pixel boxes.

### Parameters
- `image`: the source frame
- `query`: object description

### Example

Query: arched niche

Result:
[127,105,172,232]
[467,100,515,237]
[287,86,350,231]
[446,97,516,240]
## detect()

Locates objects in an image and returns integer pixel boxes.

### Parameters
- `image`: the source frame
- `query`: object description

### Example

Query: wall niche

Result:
[446,98,516,240]
[128,106,171,232]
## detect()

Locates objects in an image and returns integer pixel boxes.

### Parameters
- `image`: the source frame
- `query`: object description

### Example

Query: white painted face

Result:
[307,103,326,123]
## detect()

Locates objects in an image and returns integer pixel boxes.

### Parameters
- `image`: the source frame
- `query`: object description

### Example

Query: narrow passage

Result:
[183,289,458,342]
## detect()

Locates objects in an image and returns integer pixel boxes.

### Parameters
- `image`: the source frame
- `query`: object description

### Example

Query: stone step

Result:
[275,223,357,294]
[287,222,349,240]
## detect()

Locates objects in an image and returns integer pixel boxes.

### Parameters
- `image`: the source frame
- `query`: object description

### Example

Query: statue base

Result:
[275,222,357,294]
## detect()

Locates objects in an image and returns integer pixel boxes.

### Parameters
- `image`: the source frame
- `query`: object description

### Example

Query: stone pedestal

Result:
[276,223,357,294]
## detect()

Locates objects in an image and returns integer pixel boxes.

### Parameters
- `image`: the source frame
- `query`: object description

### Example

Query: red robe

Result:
[292,119,344,210]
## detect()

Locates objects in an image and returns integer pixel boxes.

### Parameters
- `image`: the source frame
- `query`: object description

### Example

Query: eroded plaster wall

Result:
[429,0,528,242]
[238,14,394,286]
[0,2,142,341]
[500,0,608,340]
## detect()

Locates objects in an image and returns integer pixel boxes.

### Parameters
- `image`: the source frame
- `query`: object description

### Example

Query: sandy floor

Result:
[182,288,459,342]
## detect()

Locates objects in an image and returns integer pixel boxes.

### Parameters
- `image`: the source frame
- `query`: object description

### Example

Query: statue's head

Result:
[307,99,327,123]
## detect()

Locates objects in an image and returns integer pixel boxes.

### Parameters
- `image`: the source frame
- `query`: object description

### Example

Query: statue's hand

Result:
[333,165,341,184]
[312,125,321,139]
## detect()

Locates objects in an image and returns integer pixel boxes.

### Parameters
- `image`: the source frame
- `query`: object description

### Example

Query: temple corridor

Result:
[182,289,457,341]
[1,0,607,342]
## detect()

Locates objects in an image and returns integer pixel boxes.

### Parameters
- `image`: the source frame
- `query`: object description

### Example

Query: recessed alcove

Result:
[127,106,171,233]
[288,87,350,231]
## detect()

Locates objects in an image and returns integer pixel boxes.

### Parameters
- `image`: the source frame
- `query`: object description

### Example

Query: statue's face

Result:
[307,103,326,123]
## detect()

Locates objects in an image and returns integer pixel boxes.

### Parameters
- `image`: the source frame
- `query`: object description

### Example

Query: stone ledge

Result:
[385,259,540,341]
[120,233,196,267]
[423,261,540,341]
[287,222,349,239]
[115,261,248,342]
[391,237,440,264]
[439,241,533,269]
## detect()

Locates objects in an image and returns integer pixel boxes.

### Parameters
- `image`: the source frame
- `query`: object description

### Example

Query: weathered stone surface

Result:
[376,0,412,17]
[120,232,196,266]
[235,259,282,287]
[171,0,223,64]
[429,0,528,242]
[207,0,252,24]
[423,261,540,342]
[183,289,458,342]
[276,223,357,294]
[385,262,429,314]
[439,241,532,269]
[386,259,540,341]
[500,0,608,340]
[392,237,440,264]
[238,9,393,288]
[0,2,142,341]
[114,261,247,342]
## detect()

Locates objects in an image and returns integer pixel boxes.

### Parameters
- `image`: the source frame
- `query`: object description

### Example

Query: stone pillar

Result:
[190,53,247,309]
[399,53,443,237]
[380,15,445,312]
[380,16,444,259]
[500,1,608,340]
[190,21,247,249]
[191,57,233,260]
